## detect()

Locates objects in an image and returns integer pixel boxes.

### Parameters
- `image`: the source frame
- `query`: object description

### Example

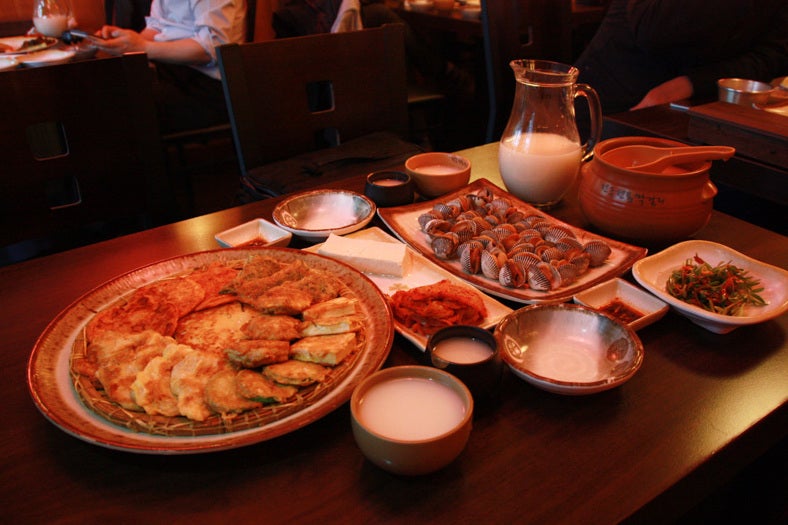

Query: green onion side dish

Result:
[666,255,766,316]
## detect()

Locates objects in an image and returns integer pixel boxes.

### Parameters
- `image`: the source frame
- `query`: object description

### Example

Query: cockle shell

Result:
[480,249,506,280]
[431,232,459,259]
[424,218,452,237]
[554,260,579,286]
[527,262,562,291]
[450,219,477,243]
[543,225,576,243]
[511,251,542,272]
[460,244,482,274]
[433,202,460,220]
[499,259,526,288]
[583,240,612,267]
[418,211,442,230]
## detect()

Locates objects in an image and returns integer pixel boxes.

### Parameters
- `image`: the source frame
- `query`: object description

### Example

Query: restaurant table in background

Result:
[1,142,786,523]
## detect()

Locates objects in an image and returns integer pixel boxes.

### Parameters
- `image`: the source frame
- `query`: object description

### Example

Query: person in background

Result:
[574,0,788,114]
[95,0,247,134]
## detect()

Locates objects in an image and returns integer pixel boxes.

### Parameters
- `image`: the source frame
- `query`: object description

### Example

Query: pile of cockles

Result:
[418,189,612,291]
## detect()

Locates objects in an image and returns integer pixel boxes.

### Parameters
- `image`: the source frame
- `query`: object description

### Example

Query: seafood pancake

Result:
[130,343,194,416]
[174,302,259,354]
[170,349,233,421]
[204,370,262,415]
[228,259,309,302]
[241,315,302,341]
[225,339,290,368]
[86,289,180,341]
[91,330,174,410]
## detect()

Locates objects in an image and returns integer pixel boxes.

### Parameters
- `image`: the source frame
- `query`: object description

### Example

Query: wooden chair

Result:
[217,24,422,198]
[481,0,572,142]
[0,52,172,264]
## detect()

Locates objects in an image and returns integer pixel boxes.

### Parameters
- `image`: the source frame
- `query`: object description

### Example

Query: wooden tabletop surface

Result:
[1,143,786,524]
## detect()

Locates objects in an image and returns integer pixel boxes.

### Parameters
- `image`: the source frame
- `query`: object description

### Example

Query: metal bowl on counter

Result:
[717,78,774,107]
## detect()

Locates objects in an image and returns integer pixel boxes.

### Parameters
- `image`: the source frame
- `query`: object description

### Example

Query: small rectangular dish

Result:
[215,218,292,248]
[573,278,668,331]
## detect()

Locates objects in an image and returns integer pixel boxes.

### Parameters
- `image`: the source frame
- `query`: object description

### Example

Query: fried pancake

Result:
[247,286,314,315]
[302,297,359,321]
[204,369,262,415]
[300,316,362,337]
[131,343,194,416]
[175,302,259,354]
[86,289,180,341]
[225,339,290,368]
[91,330,174,410]
[242,314,302,341]
[236,369,298,404]
[170,349,232,421]
[263,360,329,386]
[141,277,205,317]
[291,332,356,365]
[187,262,240,311]
[230,259,309,302]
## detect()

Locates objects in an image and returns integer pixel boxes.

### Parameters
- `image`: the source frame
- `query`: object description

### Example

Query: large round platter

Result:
[378,178,648,304]
[27,248,394,454]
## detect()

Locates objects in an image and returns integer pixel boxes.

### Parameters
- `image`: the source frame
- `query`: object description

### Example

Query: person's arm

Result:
[96,25,212,65]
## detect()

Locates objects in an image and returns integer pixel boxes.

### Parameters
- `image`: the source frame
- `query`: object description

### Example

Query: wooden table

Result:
[1,143,786,523]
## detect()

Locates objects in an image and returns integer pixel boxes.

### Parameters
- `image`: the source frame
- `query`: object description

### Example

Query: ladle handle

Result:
[575,83,602,162]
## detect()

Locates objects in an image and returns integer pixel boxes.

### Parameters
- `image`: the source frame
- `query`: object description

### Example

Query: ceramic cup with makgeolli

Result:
[498,60,601,209]
[426,325,503,404]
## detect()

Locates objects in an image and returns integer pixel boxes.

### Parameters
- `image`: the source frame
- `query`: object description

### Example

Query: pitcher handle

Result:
[575,83,602,162]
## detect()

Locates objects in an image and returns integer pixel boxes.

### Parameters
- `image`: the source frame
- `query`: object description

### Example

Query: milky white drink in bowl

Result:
[499,132,582,208]
[350,366,473,475]
[433,337,493,364]
[358,377,466,440]
[33,15,69,37]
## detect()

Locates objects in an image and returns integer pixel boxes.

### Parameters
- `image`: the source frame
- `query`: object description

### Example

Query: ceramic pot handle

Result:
[575,83,602,162]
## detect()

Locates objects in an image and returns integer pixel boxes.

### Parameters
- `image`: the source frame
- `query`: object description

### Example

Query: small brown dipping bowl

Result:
[365,171,415,207]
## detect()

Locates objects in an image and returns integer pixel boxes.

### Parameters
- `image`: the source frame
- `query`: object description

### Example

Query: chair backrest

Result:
[481,0,572,142]
[217,24,410,176]
[0,52,170,252]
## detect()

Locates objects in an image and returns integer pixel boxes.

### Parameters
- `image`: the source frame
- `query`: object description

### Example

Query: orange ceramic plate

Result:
[378,178,648,304]
[27,248,394,454]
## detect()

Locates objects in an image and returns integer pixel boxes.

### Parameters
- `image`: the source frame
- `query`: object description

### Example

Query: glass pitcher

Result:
[498,60,601,209]
[33,0,72,37]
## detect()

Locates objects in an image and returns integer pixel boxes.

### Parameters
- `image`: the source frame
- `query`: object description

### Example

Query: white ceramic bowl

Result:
[350,365,473,475]
[573,278,669,331]
[632,240,788,334]
[215,218,292,248]
[272,189,376,241]
[494,303,644,395]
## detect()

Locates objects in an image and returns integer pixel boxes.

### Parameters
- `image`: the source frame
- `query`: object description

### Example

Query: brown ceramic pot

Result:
[578,137,717,245]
